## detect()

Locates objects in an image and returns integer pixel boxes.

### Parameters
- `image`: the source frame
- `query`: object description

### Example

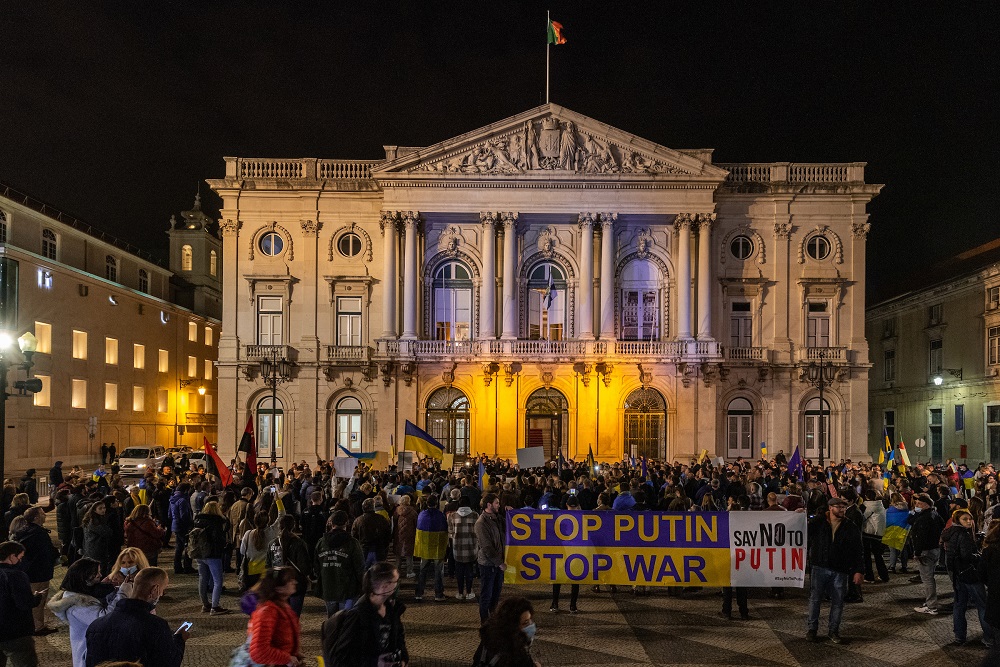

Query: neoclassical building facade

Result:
[208,105,881,466]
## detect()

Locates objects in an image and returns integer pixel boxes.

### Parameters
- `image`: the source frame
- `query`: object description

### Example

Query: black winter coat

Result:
[0,563,36,641]
[13,522,58,582]
[324,596,408,667]
[908,509,944,554]
[192,513,229,559]
[85,598,185,667]
[808,514,864,576]
[982,545,1000,628]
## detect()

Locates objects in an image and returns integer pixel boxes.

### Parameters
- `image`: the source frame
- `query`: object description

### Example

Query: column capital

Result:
[500,211,519,230]
[599,212,618,229]
[674,212,695,231]
[299,219,319,237]
[774,221,793,238]
[401,210,421,229]
[480,211,498,227]
[578,212,595,229]
[379,211,399,235]
[695,212,716,232]
[219,219,241,237]
[851,221,871,239]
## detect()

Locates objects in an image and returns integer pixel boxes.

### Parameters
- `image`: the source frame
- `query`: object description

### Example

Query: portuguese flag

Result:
[547,18,567,45]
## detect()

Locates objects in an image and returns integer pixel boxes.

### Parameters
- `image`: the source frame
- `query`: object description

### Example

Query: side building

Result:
[0,183,221,475]
[867,239,1000,464]
[209,104,881,467]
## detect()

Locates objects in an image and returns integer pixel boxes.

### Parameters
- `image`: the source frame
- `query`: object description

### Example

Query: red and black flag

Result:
[238,415,256,474]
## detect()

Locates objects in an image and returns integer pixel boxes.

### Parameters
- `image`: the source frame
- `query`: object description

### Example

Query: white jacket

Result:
[47,589,124,667]
[862,499,887,536]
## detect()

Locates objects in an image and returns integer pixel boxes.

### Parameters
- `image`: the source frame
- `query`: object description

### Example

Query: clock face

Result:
[259,232,284,257]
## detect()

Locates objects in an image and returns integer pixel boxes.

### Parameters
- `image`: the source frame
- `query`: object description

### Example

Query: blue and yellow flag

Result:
[404,420,444,461]
[760,442,768,459]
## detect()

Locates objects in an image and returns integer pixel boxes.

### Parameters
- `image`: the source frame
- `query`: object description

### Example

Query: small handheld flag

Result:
[404,420,445,461]
[898,440,912,467]
[204,437,233,488]
[238,415,257,474]
[787,446,804,482]
[760,442,768,459]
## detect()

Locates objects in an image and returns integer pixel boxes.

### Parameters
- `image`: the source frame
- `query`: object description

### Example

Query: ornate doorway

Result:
[525,388,569,460]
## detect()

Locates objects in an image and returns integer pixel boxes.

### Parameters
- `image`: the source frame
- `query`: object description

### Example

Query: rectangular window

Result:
[36,269,53,289]
[434,288,472,341]
[883,318,896,339]
[884,409,896,448]
[257,296,283,345]
[989,405,1000,463]
[33,374,51,407]
[884,349,896,382]
[105,383,118,411]
[33,322,51,353]
[807,305,830,348]
[158,349,168,373]
[337,296,363,346]
[620,290,660,341]
[187,356,197,378]
[71,379,86,409]
[204,394,213,414]
[730,302,752,348]
[132,386,145,412]
[990,327,1000,365]
[929,408,943,461]
[205,327,213,346]
[204,359,213,381]
[188,321,198,342]
[929,303,943,325]
[956,404,965,432]
[133,343,145,370]
[105,337,118,365]
[929,338,943,375]
[989,287,1000,309]
[157,388,169,413]
[72,330,87,360]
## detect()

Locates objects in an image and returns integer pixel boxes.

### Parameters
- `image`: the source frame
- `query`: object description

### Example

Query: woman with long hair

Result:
[473,596,540,667]
[273,514,310,616]
[82,501,115,575]
[101,547,150,596]
[123,504,165,566]
[46,557,121,667]
[943,509,992,646]
[239,493,285,591]
[194,500,232,615]
[247,568,304,667]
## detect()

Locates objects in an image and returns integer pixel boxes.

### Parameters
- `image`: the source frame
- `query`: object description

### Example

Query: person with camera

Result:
[323,561,409,667]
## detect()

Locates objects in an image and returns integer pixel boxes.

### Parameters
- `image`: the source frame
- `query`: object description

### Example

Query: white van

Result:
[117,445,166,476]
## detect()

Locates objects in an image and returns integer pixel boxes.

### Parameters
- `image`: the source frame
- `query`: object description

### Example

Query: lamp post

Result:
[807,351,838,470]
[177,379,206,448]
[1,331,41,485]
[259,347,292,467]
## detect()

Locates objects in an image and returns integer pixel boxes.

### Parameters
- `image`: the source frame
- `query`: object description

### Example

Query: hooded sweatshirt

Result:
[314,528,365,602]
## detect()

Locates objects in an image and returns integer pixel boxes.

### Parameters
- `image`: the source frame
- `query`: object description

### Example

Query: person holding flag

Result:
[404,420,444,461]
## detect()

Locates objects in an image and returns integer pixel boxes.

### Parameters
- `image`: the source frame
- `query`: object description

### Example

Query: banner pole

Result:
[546,9,550,104]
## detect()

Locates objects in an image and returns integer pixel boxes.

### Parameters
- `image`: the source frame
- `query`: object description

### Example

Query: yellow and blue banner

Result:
[504,510,806,587]
[404,420,444,461]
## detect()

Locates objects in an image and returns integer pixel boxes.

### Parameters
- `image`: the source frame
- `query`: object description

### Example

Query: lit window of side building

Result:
[867,240,1000,464]
[209,105,881,466]
[0,184,221,473]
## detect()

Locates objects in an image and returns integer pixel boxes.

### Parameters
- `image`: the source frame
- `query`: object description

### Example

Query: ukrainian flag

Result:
[404,420,444,461]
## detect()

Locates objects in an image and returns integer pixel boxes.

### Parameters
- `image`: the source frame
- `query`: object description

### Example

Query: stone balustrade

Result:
[326,345,373,362]
[725,346,767,362]
[719,162,866,184]
[225,157,380,181]
[243,344,292,361]
[800,346,849,363]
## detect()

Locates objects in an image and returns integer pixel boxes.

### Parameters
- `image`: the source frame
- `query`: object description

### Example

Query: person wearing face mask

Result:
[84,567,187,667]
[102,548,149,598]
[472,596,540,667]
[47,557,124,667]
[324,561,409,667]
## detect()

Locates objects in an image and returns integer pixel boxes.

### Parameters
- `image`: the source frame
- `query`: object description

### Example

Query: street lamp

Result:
[933,368,962,386]
[259,347,292,467]
[1,331,41,485]
[807,352,838,470]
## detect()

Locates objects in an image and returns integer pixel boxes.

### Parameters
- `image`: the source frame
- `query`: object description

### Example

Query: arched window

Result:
[624,387,666,460]
[105,255,118,282]
[138,269,149,294]
[527,262,566,340]
[525,387,569,460]
[727,397,754,459]
[209,250,217,276]
[803,397,831,461]
[257,396,284,459]
[336,396,363,453]
[181,245,193,272]
[0,210,7,243]
[433,261,473,341]
[42,229,57,260]
[426,387,470,456]
[619,259,662,341]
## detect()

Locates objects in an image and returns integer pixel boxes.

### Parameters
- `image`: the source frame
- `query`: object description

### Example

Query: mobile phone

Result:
[177,621,193,633]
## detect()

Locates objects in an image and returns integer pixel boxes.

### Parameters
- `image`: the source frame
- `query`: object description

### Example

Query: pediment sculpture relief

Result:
[411,117,688,176]
[438,225,464,256]
[537,226,559,258]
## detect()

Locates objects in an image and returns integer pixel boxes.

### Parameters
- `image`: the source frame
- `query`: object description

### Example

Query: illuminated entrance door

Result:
[525,387,569,460]
[624,387,666,460]
[425,387,470,462]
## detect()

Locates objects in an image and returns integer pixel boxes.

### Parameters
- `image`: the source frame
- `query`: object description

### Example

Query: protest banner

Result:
[516,446,546,469]
[504,509,806,587]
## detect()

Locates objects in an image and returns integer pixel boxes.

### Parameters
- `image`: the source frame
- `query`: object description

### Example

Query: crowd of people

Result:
[2,448,1000,665]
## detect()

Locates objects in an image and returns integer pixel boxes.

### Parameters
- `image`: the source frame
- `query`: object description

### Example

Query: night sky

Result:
[2,3,997,302]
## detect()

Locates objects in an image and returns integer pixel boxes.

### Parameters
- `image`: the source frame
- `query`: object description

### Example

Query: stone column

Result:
[577,213,596,339]
[599,213,617,338]
[500,212,519,340]
[674,213,694,339]
[380,211,398,338]
[480,212,497,339]
[696,213,716,340]
[401,211,419,340]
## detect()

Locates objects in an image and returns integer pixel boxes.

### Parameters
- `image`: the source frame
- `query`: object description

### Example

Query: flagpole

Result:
[546,9,550,104]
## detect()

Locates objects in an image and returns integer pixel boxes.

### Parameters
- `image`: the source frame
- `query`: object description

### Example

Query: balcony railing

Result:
[725,346,767,362]
[185,413,218,425]
[615,341,686,357]
[226,157,380,181]
[719,162,866,185]
[801,346,849,363]
[326,345,373,363]
[243,344,292,361]
[371,338,723,361]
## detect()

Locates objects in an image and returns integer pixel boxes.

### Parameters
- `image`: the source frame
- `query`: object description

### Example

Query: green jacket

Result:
[314,528,365,602]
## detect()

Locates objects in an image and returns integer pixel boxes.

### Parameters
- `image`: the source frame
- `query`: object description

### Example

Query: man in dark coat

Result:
[0,541,42,666]
[85,567,187,667]
[805,497,864,644]
[12,507,58,635]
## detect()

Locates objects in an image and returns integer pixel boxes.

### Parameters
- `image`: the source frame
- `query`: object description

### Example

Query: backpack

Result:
[321,608,350,666]
[186,526,210,560]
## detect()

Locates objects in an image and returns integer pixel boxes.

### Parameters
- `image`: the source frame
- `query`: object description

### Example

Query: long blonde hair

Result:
[201,500,225,517]
[112,547,150,573]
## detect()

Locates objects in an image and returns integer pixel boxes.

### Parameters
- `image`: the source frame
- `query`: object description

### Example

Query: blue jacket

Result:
[168,491,193,531]
[85,598,185,667]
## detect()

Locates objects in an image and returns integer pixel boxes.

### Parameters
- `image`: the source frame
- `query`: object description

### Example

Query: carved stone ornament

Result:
[220,219,240,237]
[503,363,518,387]
[379,362,393,387]
[437,225,464,256]
[442,363,456,387]
[249,221,293,261]
[480,211,498,228]
[379,211,398,236]
[851,221,871,239]
[637,364,653,387]
[774,222,792,238]
[541,371,554,388]
[696,212,717,231]
[329,222,373,262]
[636,227,654,258]
[673,212,695,231]
[537,226,558,258]
[300,219,319,236]
[400,362,415,387]
[343,376,354,389]
[410,116,688,176]
[578,212,595,229]
[500,211,519,230]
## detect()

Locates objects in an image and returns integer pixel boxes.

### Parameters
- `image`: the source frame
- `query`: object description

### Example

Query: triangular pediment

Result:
[373,104,728,181]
